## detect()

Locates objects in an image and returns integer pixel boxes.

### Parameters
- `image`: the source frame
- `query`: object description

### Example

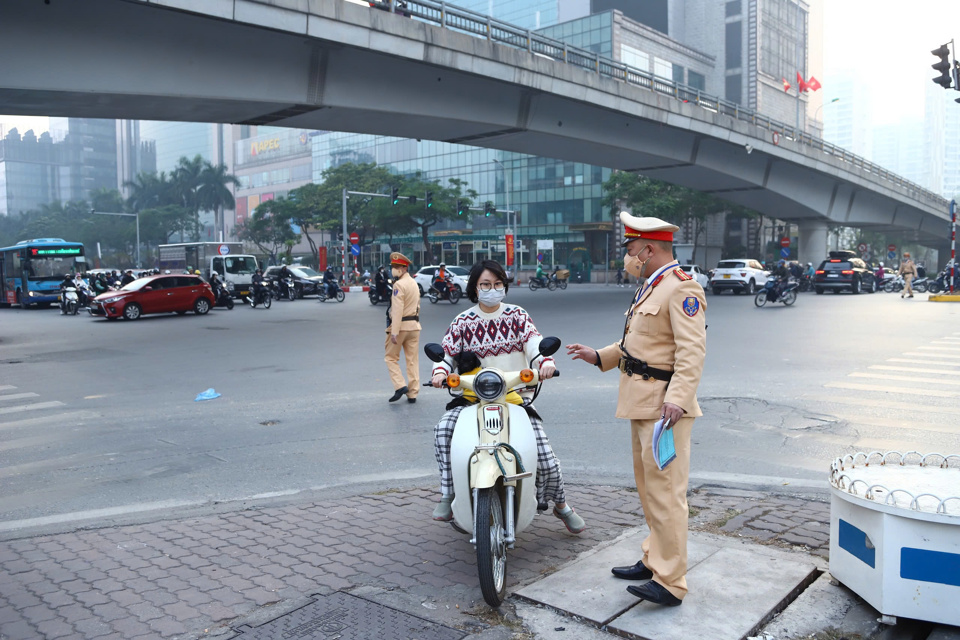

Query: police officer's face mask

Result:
[623,245,650,279]
[391,267,402,278]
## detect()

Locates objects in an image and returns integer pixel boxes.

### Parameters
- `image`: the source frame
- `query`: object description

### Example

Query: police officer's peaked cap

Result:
[620,211,679,246]
[390,252,412,267]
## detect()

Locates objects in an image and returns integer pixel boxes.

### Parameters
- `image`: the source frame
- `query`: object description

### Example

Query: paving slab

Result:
[518,530,817,640]
[515,528,719,626]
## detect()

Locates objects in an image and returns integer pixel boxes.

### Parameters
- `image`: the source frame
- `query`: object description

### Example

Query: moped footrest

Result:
[502,471,533,482]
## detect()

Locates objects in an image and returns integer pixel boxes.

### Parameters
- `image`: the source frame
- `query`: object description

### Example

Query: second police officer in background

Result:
[385,252,421,403]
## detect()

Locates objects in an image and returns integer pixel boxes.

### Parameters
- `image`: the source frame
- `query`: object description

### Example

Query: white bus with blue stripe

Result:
[0,238,86,308]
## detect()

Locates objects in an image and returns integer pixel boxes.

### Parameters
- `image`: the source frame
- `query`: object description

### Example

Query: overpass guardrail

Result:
[371,0,947,211]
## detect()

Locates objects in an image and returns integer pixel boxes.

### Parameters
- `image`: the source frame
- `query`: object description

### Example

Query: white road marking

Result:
[917,345,960,352]
[0,410,99,431]
[887,358,960,367]
[803,395,959,415]
[869,365,960,376]
[825,382,960,398]
[0,393,40,403]
[849,372,960,386]
[0,401,65,416]
[929,342,960,348]
[0,385,17,392]
[0,499,206,533]
[903,352,960,360]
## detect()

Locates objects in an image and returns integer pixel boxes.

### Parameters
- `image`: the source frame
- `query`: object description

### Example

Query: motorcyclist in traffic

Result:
[432,263,450,299]
[804,262,815,278]
[535,262,545,285]
[374,265,390,299]
[323,266,338,298]
[251,268,267,303]
[428,259,585,533]
[58,273,76,314]
[278,264,293,298]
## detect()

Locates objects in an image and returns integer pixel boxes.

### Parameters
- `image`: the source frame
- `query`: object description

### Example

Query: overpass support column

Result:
[797,221,829,265]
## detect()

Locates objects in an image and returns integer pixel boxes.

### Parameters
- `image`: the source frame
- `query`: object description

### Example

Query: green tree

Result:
[237,197,300,260]
[198,161,240,242]
[385,173,477,264]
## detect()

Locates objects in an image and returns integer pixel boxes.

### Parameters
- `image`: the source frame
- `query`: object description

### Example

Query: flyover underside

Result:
[0,0,949,244]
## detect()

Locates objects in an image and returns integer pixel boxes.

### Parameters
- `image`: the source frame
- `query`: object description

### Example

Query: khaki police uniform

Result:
[385,252,421,398]
[899,256,917,297]
[595,213,707,601]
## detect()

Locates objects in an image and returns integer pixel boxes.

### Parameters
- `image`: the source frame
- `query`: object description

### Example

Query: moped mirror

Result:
[424,343,446,363]
[538,336,561,357]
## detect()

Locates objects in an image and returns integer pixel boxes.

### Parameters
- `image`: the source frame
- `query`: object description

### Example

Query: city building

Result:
[923,82,960,200]
[0,127,67,216]
[233,127,314,231]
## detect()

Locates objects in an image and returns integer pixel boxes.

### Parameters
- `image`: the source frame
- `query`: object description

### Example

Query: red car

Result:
[89,274,215,320]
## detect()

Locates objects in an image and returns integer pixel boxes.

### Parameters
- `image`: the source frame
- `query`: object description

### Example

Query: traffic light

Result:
[426,191,433,208]
[408,195,417,204]
[337,232,344,241]
[932,44,953,89]
[484,202,495,217]
[391,187,399,205]
[457,199,467,215]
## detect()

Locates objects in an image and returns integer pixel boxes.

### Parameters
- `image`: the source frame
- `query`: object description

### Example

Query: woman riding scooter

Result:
[429,259,585,534]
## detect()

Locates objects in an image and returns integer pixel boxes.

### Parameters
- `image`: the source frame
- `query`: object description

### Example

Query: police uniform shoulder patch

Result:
[393,288,399,297]
[682,296,700,317]
[674,267,693,281]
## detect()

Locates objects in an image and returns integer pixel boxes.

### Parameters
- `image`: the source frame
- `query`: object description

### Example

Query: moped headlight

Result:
[473,371,506,401]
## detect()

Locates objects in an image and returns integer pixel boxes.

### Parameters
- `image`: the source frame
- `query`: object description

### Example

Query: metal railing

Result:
[373,0,947,210]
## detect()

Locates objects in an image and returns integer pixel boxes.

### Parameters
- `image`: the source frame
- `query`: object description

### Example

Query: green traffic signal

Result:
[426,191,433,208]
[391,187,399,205]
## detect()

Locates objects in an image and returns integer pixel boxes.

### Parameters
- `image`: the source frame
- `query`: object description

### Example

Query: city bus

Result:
[0,238,86,308]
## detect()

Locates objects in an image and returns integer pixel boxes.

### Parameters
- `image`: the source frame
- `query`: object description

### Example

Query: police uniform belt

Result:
[618,355,673,382]
[402,315,419,322]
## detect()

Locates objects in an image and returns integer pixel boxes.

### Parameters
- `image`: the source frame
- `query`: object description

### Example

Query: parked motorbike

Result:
[427,277,462,304]
[926,267,960,294]
[755,278,798,307]
[528,276,557,292]
[318,281,346,303]
[422,337,562,607]
[883,275,928,294]
[249,283,272,309]
[60,287,80,315]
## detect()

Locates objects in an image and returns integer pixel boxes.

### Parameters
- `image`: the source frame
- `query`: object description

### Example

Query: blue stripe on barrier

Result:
[900,548,960,587]
[838,519,875,568]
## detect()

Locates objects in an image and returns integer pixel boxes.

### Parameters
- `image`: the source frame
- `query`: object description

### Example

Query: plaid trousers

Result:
[433,405,566,506]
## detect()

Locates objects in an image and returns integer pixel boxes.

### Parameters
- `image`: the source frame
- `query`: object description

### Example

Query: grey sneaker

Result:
[554,505,586,534]
[432,496,454,521]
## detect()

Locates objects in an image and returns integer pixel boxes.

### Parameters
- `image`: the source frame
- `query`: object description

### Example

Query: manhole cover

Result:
[226,592,465,640]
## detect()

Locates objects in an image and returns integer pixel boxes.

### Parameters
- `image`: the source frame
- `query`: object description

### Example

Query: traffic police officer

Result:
[385,252,421,403]
[898,251,917,298]
[566,211,707,607]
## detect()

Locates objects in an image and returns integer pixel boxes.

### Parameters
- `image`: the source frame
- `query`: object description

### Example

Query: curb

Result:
[928,294,960,302]
[346,286,370,292]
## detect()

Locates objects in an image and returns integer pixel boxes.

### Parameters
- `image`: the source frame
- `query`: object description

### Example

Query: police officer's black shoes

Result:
[407,397,417,404]
[626,580,682,606]
[389,386,408,402]
[611,560,653,581]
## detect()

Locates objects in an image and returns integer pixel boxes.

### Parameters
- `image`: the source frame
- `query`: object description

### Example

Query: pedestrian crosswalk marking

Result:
[804,395,959,415]
[0,410,96,431]
[903,351,960,360]
[0,401,65,416]
[0,393,40,403]
[825,382,960,398]
[918,345,960,352]
[0,385,16,392]
[869,365,960,376]
[849,372,960,386]
[929,342,960,348]
[887,358,960,367]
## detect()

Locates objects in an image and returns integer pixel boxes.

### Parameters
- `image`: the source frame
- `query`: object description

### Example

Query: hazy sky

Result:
[3,0,960,134]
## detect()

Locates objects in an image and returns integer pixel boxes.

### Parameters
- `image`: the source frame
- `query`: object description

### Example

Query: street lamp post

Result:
[92,210,140,267]
[813,97,840,124]
[491,159,518,274]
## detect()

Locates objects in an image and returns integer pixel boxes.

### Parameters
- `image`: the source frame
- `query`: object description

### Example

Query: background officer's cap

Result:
[620,211,680,246]
[390,252,412,267]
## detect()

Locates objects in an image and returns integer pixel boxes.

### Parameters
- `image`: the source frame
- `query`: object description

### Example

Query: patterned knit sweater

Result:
[434,304,554,393]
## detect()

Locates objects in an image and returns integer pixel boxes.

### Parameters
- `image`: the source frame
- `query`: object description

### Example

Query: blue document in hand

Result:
[652,418,677,470]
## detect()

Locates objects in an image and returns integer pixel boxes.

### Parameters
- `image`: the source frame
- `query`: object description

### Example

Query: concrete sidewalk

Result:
[0,484,953,640]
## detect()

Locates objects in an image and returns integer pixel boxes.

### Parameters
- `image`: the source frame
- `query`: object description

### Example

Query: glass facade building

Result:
[139,121,217,174]
[0,129,66,216]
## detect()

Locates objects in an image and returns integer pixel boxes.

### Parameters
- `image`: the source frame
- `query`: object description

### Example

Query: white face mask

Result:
[478,288,506,307]
[391,267,401,278]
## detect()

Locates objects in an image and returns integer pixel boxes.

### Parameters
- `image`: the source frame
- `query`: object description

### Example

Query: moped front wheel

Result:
[476,487,507,607]
[754,291,768,307]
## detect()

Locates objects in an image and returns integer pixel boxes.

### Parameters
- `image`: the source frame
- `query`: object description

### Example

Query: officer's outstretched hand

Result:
[565,343,598,365]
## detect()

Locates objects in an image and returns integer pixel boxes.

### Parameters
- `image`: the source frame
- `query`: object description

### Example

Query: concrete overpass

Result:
[0,0,952,263]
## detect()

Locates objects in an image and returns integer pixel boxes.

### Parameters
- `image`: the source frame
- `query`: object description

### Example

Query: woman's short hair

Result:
[466,259,510,303]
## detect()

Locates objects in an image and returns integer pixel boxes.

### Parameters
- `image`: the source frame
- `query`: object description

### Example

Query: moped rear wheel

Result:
[449,287,462,304]
[782,290,797,306]
[476,487,507,607]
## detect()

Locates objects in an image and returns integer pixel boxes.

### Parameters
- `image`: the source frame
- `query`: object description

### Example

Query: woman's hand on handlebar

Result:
[539,360,557,380]
[431,372,447,388]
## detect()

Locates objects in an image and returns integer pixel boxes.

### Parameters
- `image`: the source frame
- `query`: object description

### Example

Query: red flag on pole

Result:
[796,71,808,93]
[806,76,822,92]
[782,78,791,92]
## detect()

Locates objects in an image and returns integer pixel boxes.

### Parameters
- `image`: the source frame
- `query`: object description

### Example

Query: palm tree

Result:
[198,162,240,242]
[171,155,205,240]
